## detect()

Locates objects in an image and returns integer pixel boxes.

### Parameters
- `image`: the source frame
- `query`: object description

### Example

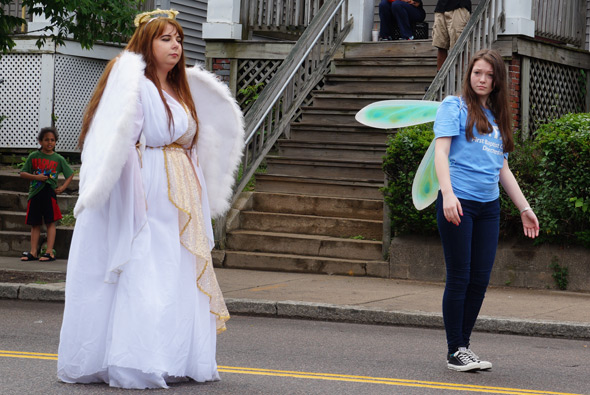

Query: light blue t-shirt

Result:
[433,95,508,202]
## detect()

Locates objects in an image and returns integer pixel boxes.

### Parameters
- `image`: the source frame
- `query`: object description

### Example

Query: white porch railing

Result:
[242,0,326,35]
[532,0,587,48]
[214,0,352,245]
[424,0,505,101]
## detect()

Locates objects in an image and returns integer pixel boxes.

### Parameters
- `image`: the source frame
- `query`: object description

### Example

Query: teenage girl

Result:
[434,49,539,371]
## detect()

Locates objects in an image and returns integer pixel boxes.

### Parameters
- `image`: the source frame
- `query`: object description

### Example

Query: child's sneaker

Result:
[466,348,492,370]
[447,347,480,371]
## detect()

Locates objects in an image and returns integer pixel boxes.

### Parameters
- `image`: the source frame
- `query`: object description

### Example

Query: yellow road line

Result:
[0,350,57,357]
[0,350,581,395]
[0,353,58,360]
[218,367,580,395]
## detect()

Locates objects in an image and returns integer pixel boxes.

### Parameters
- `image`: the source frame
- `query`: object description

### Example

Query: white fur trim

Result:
[187,65,245,218]
[74,52,145,217]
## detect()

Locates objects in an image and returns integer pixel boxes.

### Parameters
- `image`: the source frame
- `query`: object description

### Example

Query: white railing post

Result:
[500,0,535,37]
[203,0,243,39]
[344,0,373,42]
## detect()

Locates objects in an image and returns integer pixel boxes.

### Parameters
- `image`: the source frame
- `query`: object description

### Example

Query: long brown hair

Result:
[79,17,198,148]
[461,49,513,153]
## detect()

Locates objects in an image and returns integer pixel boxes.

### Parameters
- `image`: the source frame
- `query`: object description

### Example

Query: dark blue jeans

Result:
[379,0,426,39]
[436,192,500,355]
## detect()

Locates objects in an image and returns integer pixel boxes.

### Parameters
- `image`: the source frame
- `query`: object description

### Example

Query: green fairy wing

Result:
[355,100,441,129]
[412,139,438,210]
[355,100,442,210]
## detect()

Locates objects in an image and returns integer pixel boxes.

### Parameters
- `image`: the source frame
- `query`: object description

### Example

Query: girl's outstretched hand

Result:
[443,192,463,226]
[521,210,540,238]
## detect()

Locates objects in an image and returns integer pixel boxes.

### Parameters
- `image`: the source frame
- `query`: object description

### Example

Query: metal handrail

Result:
[424,0,505,101]
[214,0,352,246]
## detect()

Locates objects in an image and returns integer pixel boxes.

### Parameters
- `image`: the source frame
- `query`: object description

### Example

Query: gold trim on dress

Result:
[162,142,229,334]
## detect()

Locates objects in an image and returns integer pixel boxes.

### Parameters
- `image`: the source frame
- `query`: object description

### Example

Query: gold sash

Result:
[162,142,229,333]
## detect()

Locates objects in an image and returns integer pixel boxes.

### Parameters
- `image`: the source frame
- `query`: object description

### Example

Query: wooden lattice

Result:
[236,59,282,112]
[528,59,587,133]
[236,58,326,116]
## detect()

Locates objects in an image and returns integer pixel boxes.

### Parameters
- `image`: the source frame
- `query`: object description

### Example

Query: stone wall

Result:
[389,236,590,292]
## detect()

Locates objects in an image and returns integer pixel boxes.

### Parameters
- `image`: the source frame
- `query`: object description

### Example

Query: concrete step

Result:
[289,124,393,144]
[254,174,383,199]
[323,75,433,93]
[0,228,72,258]
[0,190,78,212]
[226,230,383,260]
[310,92,424,109]
[266,156,384,180]
[223,250,388,277]
[277,140,386,160]
[298,108,367,126]
[0,210,28,232]
[0,170,79,193]
[337,41,437,59]
[332,58,437,78]
[334,57,438,67]
[250,192,383,220]
[301,106,362,127]
[239,211,382,239]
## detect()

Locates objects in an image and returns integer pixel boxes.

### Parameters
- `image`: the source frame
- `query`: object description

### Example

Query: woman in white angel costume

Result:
[57,9,244,389]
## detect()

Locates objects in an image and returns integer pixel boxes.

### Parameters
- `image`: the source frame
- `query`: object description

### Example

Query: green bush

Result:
[532,113,590,247]
[382,113,590,248]
[499,130,542,239]
[382,123,437,236]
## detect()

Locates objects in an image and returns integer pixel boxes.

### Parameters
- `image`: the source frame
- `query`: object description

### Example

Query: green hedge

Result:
[382,123,437,237]
[531,113,590,247]
[382,113,590,247]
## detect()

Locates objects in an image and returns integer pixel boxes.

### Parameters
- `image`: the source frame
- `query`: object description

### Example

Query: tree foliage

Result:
[1,0,145,54]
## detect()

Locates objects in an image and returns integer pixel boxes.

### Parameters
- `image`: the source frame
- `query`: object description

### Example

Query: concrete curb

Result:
[1,283,589,339]
[0,282,65,301]
[225,298,590,340]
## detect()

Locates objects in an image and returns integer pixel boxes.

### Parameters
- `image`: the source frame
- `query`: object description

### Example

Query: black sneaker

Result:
[466,348,492,370]
[447,347,480,371]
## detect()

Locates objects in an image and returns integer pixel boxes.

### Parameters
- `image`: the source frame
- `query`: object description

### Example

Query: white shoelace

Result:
[456,347,478,364]
[464,348,481,362]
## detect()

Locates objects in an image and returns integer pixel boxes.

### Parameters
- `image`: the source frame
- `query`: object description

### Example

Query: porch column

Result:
[500,0,535,37]
[344,0,375,42]
[202,0,243,39]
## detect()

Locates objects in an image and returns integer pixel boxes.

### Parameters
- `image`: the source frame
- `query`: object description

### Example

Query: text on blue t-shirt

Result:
[433,95,508,202]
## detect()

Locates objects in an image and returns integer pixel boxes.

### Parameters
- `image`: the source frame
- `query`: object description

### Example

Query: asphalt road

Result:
[1,300,589,395]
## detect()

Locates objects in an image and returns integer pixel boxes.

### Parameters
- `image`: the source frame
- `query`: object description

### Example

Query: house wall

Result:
[0,2,210,151]
[170,0,208,65]
[0,40,115,152]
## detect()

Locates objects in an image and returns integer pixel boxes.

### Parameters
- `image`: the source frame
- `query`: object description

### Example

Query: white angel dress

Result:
[57,52,244,389]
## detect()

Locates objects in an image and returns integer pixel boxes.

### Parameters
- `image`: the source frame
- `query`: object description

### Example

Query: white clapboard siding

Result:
[170,0,208,66]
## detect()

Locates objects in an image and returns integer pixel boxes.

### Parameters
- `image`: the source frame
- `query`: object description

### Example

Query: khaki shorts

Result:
[432,8,471,50]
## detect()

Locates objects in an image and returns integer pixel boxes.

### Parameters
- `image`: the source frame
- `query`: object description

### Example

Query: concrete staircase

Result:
[0,169,78,259]
[220,41,438,277]
[0,41,437,275]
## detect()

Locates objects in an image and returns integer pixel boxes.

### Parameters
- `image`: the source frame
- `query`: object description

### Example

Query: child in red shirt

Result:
[20,127,74,261]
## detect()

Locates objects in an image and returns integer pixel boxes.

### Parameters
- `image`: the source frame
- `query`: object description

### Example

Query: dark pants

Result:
[26,184,62,225]
[436,192,500,355]
[379,0,426,39]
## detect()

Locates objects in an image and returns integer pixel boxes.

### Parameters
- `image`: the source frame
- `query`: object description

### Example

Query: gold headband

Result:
[134,9,179,28]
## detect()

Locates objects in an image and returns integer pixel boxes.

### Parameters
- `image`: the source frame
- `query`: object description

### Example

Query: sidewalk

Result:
[1,256,589,339]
